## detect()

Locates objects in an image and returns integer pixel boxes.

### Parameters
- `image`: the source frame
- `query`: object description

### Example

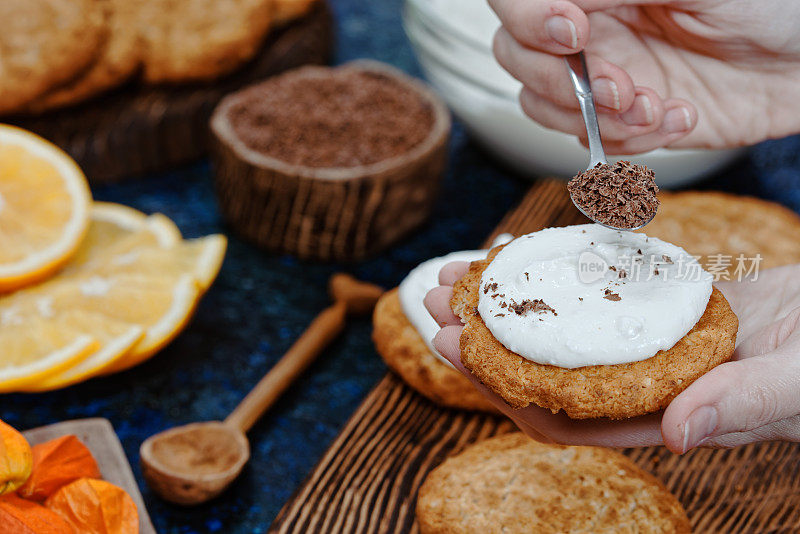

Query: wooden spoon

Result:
[140,273,384,505]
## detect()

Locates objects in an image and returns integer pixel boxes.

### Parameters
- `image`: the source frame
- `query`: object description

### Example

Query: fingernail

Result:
[546,16,577,49]
[681,406,718,453]
[592,78,620,110]
[620,94,654,125]
[663,106,692,133]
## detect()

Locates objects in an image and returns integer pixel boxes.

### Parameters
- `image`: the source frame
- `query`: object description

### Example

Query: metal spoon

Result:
[564,52,655,231]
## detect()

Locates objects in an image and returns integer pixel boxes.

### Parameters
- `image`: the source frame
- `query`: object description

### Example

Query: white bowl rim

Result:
[405,0,493,54]
[403,6,519,99]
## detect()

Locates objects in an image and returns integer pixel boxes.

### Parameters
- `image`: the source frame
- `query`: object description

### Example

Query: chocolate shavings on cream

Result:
[508,298,557,316]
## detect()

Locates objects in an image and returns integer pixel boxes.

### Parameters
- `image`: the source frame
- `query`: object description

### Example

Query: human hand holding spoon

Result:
[563,52,659,231]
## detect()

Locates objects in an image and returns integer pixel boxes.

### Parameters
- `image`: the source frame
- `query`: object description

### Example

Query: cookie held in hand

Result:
[451,226,738,419]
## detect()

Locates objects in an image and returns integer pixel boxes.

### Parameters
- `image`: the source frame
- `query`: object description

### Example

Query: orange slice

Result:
[0,125,91,292]
[0,203,226,391]
[0,311,98,393]
[21,313,144,392]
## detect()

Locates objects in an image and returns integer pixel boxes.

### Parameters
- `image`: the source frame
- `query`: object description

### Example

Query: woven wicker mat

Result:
[5,1,333,184]
[270,180,800,534]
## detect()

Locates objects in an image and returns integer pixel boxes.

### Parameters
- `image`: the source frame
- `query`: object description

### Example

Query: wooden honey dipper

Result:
[140,273,384,505]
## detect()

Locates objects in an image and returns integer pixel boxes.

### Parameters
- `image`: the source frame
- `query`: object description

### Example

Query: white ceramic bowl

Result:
[402,0,744,187]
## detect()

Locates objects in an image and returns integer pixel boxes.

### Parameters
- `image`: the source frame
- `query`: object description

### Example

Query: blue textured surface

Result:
[2,0,800,532]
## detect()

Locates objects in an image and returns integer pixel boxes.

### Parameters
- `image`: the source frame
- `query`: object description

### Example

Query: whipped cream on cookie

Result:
[478,225,712,368]
[399,234,513,366]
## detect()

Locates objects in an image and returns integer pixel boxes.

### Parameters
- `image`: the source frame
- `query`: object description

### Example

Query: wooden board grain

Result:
[5,1,333,184]
[23,418,156,534]
[269,180,800,533]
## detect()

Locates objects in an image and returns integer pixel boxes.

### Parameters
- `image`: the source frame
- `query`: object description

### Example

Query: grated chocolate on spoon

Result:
[567,161,659,229]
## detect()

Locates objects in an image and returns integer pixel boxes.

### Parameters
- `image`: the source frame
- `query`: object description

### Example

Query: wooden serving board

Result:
[23,418,156,534]
[6,1,333,184]
[270,180,800,534]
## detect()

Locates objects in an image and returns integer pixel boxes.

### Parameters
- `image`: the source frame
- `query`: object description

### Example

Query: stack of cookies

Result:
[0,0,317,115]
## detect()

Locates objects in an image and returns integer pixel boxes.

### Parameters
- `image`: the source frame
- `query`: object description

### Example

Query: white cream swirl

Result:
[398,234,513,367]
[478,225,712,368]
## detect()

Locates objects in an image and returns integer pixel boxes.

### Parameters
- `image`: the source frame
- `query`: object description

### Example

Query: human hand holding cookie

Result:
[663,266,800,451]
[426,229,800,454]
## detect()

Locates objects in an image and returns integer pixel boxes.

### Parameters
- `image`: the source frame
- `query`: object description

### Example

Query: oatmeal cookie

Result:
[27,0,142,112]
[417,433,691,534]
[373,289,497,413]
[641,191,800,270]
[135,0,273,83]
[0,0,106,114]
[451,246,738,419]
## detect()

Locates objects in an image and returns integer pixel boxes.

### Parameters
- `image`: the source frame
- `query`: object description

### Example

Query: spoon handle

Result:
[224,301,347,433]
[564,52,608,168]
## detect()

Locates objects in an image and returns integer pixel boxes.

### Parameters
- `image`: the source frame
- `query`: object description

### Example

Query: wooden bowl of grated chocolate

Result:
[210,60,451,262]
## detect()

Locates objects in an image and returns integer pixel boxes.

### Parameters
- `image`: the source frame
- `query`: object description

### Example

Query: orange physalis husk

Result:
[0,493,74,533]
[17,435,101,501]
[0,419,32,495]
[46,478,139,534]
